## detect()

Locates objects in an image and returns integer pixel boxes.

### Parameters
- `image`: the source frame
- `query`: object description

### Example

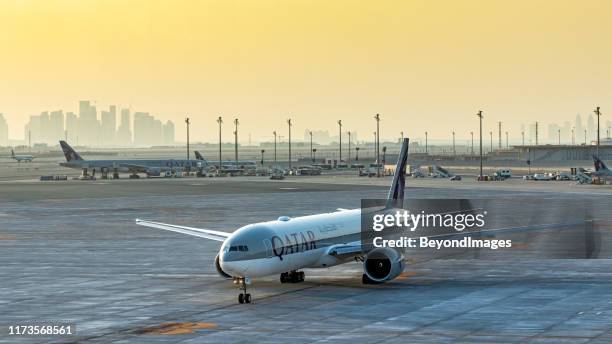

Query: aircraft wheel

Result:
[299,271,305,282]
[280,273,287,283]
[238,293,245,304]
[245,294,251,303]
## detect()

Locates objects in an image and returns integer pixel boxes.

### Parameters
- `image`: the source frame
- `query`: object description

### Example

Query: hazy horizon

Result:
[1,0,611,143]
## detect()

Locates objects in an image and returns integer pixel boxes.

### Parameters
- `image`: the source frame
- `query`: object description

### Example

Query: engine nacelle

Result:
[147,167,161,177]
[215,254,232,278]
[363,247,405,283]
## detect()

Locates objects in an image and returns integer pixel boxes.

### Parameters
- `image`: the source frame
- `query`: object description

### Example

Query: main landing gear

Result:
[280,270,305,283]
[234,277,251,304]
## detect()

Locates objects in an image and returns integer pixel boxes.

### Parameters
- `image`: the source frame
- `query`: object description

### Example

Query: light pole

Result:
[535,121,539,145]
[498,122,502,149]
[558,129,561,145]
[425,131,428,155]
[572,127,575,145]
[477,111,483,179]
[400,131,404,142]
[312,148,317,163]
[490,131,493,152]
[185,117,190,160]
[355,147,360,161]
[595,106,601,156]
[348,131,351,167]
[374,114,380,177]
[522,131,525,146]
[233,118,239,164]
[505,131,508,148]
[287,118,292,169]
[217,116,223,169]
[584,129,587,145]
[309,130,313,162]
[373,132,376,159]
[452,131,456,157]
[273,131,277,165]
[470,131,474,155]
[260,149,265,166]
[337,120,342,163]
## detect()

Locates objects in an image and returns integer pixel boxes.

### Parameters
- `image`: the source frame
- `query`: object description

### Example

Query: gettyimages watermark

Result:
[360,199,610,259]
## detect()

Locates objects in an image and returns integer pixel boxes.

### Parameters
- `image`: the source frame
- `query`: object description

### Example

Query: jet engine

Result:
[146,167,161,177]
[362,247,405,284]
[215,254,232,278]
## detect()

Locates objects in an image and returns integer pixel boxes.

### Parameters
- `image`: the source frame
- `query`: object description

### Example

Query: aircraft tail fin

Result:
[593,155,608,171]
[195,151,205,161]
[59,140,83,162]
[386,138,409,209]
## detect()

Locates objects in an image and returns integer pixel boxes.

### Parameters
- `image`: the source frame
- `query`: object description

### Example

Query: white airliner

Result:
[135,138,576,304]
[136,139,411,304]
[10,149,34,162]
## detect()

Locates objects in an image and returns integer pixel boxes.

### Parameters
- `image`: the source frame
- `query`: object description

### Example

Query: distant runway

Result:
[1,177,611,343]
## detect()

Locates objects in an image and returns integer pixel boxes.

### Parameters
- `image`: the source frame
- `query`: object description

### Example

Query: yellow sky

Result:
[1,0,611,142]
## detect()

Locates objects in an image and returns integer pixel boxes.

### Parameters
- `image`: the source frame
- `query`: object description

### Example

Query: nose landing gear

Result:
[280,270,305,283]
[234,277,251,304]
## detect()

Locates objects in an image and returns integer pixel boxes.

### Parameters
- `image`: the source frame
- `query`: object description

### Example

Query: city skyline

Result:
[3,101,611,147]
[17,101,175,147]
[1,1,612,143]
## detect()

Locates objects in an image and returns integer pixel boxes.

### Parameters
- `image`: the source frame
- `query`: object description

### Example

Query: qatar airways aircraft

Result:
[136,138,411,304]
[135,138,579,304]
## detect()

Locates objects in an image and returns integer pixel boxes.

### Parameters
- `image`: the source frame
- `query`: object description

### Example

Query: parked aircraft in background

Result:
[195,150,257,169]
[592,155,612,178]
[10,149,34,162]
[59,140,206,177]
[195,150,257,174]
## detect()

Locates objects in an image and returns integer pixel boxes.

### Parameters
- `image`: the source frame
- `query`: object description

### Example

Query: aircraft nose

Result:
[220,254,247,276]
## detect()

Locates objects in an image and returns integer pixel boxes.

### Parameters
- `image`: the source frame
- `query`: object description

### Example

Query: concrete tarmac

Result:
[1,177,611,343]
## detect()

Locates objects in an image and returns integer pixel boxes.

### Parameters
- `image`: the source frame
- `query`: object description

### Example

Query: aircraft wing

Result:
[327,241,362,257]
[120,163,151,173]
[135,219,231,242]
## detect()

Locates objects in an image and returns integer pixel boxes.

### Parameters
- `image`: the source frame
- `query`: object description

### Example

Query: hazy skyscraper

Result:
[133,112,153,146]
[100,105,117,144]
[65,112,77,143]
[152,119,162,146]
[0,113,8,146]
[116,108,132,146]
[24,115,41,145]
[49,110,64,143]
[162,120,175,145]
[587,113,595,141]
[78,101,98,145]
[39,112,50,143]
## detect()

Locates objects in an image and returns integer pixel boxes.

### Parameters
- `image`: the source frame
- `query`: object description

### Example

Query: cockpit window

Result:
[229,245,248,252]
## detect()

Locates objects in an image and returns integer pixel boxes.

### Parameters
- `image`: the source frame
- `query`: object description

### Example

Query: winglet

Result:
[386,138,409,209]
[195,151,205,161]
[59,140,83,162]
